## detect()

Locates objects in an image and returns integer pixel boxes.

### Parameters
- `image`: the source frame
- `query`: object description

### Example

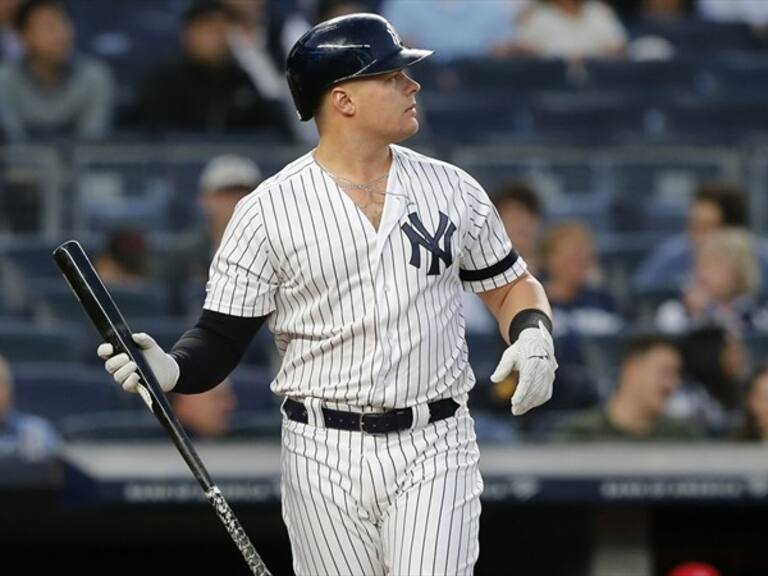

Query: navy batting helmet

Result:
[285,13,433,121]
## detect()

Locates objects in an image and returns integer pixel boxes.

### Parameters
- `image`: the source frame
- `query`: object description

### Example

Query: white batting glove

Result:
[97,333,179,394]
[490,321,558,416]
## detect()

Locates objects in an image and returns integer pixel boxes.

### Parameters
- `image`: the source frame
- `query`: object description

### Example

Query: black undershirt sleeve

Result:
[169,309,268,394]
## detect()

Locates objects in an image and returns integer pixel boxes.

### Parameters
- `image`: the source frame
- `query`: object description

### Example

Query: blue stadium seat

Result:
[598,232,664,310]
[12,362,122,424]
[659,94,768,140]
[527,90,649,139]
[628,20,752,56]
[33,279,170,325]
[0,320,84,363]
[420,91,525,141]
[583,59,699,94]
[452,58,570,92]
[0,235,103,314]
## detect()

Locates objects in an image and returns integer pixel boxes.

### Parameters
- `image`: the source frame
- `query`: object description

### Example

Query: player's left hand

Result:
[490,321,557,416]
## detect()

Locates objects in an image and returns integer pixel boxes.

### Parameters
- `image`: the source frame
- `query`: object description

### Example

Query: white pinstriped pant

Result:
[280,402,483,576]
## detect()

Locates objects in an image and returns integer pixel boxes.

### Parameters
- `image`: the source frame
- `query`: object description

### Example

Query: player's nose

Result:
[404,74,420,95]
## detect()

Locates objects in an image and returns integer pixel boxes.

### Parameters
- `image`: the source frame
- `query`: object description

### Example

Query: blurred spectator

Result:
[0,0,21,61]
[538,221,622,412]
[655,228,766,336]
[633,183,768,293]
[0,0,115,140]
[698,0,768,28]
[222,0,310,69]
[495,181,544,276]
[199,154,261,250]
[171,378,237,439]
[165,154,262,313]
[220,0,287,99]
[514,0,627,60]
[670,324,748,435]
[737,364,768,442]
[94,229,150,285]
[139,0,289,135]
[0,355,60,459]
[554,333,700,440]
[221,0,315,143]
[315,0,368,22]
[607,0,692,21]
[380,0,524,62]
[542,221,623,337]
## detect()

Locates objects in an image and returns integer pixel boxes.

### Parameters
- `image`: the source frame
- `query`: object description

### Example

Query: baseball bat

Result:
[52,239,272,576]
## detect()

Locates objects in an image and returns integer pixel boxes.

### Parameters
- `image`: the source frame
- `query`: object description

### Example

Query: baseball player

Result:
[98,13,558,576]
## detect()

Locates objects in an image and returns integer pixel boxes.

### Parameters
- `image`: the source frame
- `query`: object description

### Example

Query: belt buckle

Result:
[360,412,386,435]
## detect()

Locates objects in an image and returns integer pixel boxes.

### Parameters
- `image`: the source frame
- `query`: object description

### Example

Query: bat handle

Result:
[206,487,272,576]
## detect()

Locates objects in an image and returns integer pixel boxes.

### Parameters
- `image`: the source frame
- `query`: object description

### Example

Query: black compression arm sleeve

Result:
[169,309,268,394]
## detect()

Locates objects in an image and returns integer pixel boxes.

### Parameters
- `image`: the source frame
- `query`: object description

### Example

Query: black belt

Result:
[283,398,460,434]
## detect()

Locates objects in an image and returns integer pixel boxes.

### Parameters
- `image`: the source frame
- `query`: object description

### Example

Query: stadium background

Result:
[2,0,768,575]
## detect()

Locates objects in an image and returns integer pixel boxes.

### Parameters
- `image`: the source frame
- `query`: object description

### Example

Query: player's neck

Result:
[314,132,392,184]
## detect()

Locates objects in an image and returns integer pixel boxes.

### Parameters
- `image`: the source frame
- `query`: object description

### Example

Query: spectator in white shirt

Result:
[515,0,627,60]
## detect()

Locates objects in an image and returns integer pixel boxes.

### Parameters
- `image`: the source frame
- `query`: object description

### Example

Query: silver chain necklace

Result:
[314,154,389,193]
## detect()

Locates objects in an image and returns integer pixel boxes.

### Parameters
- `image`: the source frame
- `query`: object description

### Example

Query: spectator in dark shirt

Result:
[554,333,699,441]
[672,324,749,436]
[140,0,288,135]
[0,0,114,140]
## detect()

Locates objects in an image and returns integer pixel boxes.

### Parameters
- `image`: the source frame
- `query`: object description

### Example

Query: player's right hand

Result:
[97,333,179,393]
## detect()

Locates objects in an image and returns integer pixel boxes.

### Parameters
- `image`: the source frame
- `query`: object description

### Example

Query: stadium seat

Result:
[33,279,170,325]
[0,320,84,363]
[583,59,699,95]
[12,362,122,424]
[628,20,752,57]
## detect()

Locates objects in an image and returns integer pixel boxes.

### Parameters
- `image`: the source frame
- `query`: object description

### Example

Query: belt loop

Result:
[410,403,431,431]
[303,397,326,429]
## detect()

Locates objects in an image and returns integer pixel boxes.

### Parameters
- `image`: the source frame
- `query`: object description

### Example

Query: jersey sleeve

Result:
[459,175,527,293]
[203,195,279,317]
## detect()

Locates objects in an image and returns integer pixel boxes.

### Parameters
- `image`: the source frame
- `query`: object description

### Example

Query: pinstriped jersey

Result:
[204,144,526,409]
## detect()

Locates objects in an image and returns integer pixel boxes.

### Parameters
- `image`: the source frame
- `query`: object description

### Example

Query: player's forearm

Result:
[170,310,267,394]
[493,275,552,345]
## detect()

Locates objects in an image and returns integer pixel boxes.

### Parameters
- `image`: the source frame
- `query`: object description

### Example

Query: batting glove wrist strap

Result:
[508,308,552,344]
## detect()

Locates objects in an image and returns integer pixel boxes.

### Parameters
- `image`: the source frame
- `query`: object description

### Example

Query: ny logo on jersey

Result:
[401,212,457,275]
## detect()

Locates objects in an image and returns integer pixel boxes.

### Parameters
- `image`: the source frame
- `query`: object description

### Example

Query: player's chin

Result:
[391,118,420,142]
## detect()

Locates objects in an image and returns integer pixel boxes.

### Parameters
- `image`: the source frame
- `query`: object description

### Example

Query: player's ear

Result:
[329,85,356,118]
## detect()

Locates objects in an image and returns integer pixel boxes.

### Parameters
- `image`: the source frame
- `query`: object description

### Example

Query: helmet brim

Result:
[340,47,434,83]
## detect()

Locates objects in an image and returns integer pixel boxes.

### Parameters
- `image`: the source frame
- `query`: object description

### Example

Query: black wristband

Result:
[508,308,553,344]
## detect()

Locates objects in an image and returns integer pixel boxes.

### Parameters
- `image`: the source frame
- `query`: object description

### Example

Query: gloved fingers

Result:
[113,360,138,385]
[97,343,114,360]
[490,343,519,383]
[104,353,131,374]
[122,373,141,393]
[132,332,157,350]
[511,363,554,415]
